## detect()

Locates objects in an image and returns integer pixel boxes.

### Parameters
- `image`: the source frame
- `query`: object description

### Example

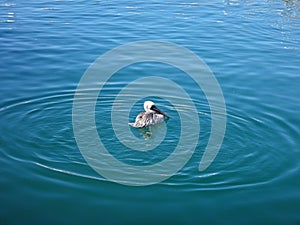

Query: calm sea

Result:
[1,0,300,224]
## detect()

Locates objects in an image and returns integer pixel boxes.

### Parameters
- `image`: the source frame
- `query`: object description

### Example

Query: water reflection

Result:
[135,122,167,141]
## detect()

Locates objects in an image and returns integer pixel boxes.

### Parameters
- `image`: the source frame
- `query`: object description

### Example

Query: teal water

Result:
[1,0,300,224]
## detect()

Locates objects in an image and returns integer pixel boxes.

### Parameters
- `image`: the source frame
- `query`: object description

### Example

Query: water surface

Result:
[1,0,300,224]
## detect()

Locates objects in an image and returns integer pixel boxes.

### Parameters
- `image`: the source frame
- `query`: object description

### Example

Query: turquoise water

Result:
[1,0,300,224]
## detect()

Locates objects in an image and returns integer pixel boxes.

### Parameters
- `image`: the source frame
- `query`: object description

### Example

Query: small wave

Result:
[35,162,107,182]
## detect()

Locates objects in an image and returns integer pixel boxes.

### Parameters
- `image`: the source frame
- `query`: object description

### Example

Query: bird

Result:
[129,101,170,128]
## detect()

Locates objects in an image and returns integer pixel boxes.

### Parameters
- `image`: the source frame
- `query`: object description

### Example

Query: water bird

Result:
[129,101,170,128]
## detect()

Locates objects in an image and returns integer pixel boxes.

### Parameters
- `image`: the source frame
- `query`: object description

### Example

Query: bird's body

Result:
[129,101,169,128]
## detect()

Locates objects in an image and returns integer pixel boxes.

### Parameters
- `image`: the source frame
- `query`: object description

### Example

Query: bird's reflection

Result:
[136,122,167,140]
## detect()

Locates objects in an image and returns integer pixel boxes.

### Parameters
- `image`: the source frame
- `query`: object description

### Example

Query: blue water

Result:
[1,0,300,224]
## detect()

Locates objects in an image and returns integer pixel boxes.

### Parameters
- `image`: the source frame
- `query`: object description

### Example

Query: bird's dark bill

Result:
[151,105,170,118]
